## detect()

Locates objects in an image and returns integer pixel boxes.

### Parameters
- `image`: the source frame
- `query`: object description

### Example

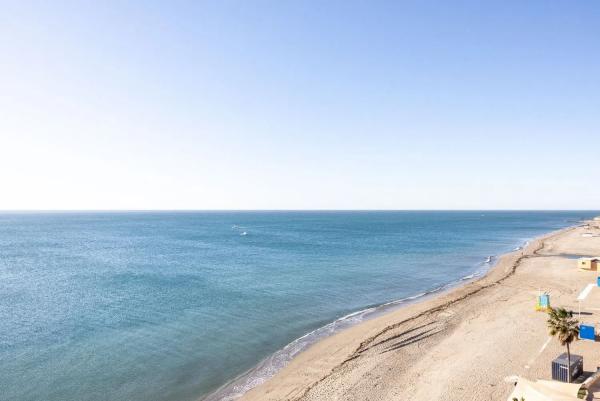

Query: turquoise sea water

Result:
[1,211,596,401]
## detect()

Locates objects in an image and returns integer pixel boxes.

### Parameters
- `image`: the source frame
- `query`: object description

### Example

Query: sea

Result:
[1,211,596,401]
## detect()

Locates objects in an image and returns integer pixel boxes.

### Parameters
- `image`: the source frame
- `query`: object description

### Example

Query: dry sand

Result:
[240,221,600,401]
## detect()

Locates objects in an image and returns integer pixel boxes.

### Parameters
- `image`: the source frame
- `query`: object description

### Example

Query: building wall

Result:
[578,259,598,270]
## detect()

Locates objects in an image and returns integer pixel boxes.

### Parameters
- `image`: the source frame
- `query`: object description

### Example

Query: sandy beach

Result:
[240,220,600,401]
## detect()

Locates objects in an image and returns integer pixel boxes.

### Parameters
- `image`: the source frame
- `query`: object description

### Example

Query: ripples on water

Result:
[0,211,595,401]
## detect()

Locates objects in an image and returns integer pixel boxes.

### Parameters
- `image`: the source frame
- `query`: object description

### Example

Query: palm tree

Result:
[547,307,580,382]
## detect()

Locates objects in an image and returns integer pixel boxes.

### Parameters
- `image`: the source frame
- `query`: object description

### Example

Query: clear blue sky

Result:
[1,1,599,209]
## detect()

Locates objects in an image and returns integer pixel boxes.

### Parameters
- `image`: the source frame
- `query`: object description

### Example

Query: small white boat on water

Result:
[485,256,492,263]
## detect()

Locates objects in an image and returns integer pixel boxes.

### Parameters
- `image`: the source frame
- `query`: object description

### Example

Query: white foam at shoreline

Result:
[202,237,534,401]
[202,277,471,401]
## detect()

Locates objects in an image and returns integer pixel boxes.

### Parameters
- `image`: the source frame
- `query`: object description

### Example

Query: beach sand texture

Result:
[240,221,600,401]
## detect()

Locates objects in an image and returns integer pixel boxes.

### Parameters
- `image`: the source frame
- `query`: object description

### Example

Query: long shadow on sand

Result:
[381,327,444,354]
[359,321,439,354]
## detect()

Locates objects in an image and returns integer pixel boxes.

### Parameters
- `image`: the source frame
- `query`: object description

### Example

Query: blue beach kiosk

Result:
[580,324,595,340]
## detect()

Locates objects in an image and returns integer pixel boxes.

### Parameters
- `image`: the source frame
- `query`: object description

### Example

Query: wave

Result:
[201,303,379,401]
[232,225,248,236]
[202,278,470,401]
[203,238,532,401]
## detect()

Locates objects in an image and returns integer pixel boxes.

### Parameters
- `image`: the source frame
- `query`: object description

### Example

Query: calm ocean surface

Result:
[1,211,596,401]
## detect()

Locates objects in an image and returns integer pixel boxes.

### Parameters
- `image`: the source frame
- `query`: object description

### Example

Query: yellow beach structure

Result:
[578,257,599,271]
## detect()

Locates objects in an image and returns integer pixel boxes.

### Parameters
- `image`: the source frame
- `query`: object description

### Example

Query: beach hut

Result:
[552,353,584,382]
[578,258,599,271]
[536,292,550,311]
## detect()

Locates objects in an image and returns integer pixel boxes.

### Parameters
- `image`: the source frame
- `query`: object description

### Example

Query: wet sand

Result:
[240,220,600,401]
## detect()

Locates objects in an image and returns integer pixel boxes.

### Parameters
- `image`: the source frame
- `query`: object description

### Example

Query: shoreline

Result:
[205,222,582,401]
[237,220,600,401]
[203,262,489,401]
